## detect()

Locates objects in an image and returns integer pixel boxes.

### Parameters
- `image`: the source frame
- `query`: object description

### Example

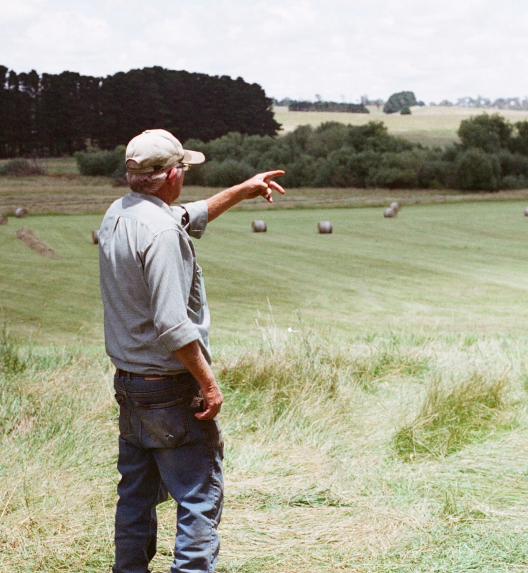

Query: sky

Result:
[1,0,527,104]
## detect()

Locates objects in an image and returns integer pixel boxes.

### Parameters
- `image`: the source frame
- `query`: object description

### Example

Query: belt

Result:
[115,369,188,381]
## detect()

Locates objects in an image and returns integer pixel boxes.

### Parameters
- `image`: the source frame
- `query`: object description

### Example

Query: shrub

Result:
[510,121,528,155]
[306,122,350,158]
[75,146,125,176]
[314,149,379,187]
[400,105,411,115]
[442,144,461,162]
[367,151,426,188]
[418,160,454,189]
[496,150,528,179]
[281,125,314,155]
[256,145,293,172]
[0,158,44,176]
[204,132,245,162]
[501,174,528,189]
[454,149,501,191]
[281,154,321,187]
[458,113,513,153]
[204,159,255,187]
[240,134,277,156]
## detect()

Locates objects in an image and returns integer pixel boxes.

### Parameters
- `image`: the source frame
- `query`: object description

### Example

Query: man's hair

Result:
[127,170,169,195]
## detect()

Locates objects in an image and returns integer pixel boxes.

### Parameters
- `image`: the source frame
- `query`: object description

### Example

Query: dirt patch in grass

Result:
[16,227,56,258]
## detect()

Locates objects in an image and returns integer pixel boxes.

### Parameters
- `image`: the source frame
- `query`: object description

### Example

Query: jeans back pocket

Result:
[133,397,191,448]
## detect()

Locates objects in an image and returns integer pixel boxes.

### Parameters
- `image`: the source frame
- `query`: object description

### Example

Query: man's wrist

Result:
[226,183,244,200]
[196,375,218,392]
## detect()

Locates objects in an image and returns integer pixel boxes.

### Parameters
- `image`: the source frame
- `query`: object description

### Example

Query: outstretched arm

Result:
[206,170,285,223]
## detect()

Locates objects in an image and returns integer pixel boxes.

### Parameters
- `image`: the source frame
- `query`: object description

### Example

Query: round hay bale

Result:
[384,207,396,218]
[524,207,528,217]
[92,230,99,244]
[390,201,400,212]
[252,220,267,233]
[317,221,333,234]
[15,207,28,218]
[0,214,7,225]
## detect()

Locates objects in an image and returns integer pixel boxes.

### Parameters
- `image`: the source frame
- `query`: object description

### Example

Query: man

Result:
[99,128,284,573]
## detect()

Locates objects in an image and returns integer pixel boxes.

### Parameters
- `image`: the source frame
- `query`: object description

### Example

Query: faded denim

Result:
[112,371,224,573]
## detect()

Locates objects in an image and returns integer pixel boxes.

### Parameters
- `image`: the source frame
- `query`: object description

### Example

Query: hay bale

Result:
[524,206,528,217]
[390,201,400,212]
[317,221,333,234]
[92,230,99,244]
[0,214,7,225]
[252,220,267,233]
[15,207,28,218]
[384,207,397,218]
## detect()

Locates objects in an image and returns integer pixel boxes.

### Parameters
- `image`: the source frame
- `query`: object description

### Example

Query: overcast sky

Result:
[1,0,526,103]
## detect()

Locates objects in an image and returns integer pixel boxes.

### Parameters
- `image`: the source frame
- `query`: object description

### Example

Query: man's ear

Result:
[167,167,177,184]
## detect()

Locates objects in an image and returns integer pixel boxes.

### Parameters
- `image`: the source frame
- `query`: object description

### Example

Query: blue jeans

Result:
[112,371,224,573]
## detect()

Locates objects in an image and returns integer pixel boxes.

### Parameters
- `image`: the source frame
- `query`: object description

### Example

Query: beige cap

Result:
[125,129,205,174]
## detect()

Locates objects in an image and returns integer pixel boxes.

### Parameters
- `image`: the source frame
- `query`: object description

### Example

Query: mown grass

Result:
[4,200,528,345]
[1,329,527,572]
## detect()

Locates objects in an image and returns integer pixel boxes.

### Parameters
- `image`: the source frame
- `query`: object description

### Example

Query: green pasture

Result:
[2,200,528,345]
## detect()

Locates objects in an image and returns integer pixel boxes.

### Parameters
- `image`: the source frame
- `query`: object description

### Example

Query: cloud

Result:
[2,10,114,74]
[0,0,44,23]
[1,0,527,101]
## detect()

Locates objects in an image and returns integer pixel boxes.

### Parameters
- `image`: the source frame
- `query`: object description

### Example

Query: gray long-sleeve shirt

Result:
[99,191,210,375]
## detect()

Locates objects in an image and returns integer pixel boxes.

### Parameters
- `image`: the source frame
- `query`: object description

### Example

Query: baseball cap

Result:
[125,129,205,174]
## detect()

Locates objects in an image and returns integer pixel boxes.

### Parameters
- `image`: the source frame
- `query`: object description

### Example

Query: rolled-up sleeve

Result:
[143,229,200,352]
[181,200,208,239]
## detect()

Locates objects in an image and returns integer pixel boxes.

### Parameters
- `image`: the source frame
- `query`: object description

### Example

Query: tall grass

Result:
[393,370,512,458]
[1,330,528,572]
[217,329,429,445]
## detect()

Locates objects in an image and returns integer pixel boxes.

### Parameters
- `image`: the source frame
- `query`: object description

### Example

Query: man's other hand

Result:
[195,380,223,420]
[173,340,223,420]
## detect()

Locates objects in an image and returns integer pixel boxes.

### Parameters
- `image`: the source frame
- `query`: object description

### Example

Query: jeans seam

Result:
[205,423,220,573]
[146,475,162,567]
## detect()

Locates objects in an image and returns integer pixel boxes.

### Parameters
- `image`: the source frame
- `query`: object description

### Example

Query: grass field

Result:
[2,191,528,570]
[2,201,528,572]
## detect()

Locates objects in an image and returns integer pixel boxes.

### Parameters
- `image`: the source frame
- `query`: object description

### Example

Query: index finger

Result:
[261,170,285,181]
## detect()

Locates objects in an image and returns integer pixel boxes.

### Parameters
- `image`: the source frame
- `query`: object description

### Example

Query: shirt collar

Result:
[130,191,172,214]
[129,192,184,226]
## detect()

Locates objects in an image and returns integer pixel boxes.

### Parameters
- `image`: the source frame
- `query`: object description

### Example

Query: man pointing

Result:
[98,129,284,573]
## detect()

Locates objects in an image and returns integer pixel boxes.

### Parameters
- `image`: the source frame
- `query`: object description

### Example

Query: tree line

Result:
[288,101,369,113]
[172,113,528,190]
[58,112,528,190]
[0,66,280,158]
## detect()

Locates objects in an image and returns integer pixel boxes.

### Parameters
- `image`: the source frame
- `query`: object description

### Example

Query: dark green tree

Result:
[458,113,513,153]
[454,148,501,190]
[0,65,280,157]
[383,91,418,114]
